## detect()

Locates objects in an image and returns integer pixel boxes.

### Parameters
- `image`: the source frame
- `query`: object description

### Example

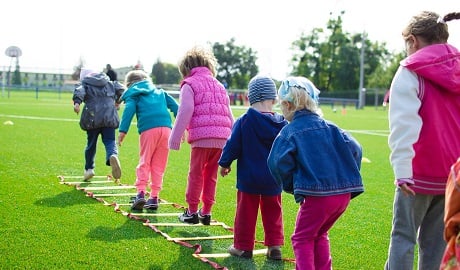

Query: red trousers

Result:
[185,147,222,214]
[233,190,284,251]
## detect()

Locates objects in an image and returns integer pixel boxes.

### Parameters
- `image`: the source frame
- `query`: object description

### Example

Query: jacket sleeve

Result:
[342,130,363,170]
[118,96,136,134]
[388,67,422,180]
[169,85,194,150]
[113,81,126,104]
[164,92,179,117]
[267,135,295,194]
[218,117,243,168]
[72,84,85,104]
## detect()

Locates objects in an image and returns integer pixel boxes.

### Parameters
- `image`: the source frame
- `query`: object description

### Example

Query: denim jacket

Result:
[267,109,364,203]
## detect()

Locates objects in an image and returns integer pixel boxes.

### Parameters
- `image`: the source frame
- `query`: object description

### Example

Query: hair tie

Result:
[278,77,320,104]
[437,16,446,24]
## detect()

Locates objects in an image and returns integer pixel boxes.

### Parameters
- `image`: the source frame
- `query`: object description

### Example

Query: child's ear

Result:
[281,100,291,109]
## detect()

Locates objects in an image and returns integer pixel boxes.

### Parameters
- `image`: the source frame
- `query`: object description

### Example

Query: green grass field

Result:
[0,91,395,269]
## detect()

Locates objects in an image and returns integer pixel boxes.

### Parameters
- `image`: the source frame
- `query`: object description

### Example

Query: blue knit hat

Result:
[247,75,277,105]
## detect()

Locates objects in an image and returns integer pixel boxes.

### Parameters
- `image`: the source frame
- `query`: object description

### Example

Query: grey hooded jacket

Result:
[72,72,125,131]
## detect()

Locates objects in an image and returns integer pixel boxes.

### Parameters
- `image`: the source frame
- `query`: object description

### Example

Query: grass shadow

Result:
[34,189,97,208]
[86,219,155,242]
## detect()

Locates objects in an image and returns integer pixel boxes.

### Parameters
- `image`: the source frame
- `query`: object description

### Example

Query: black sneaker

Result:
[131,192,146,211]
[266,246,282,260]
[198,209,211,225]
[178,209,199,224]
[144,197,159,210]
[228,245,253,259]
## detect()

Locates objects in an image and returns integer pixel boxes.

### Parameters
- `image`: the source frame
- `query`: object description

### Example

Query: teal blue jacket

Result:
[119,80,178,134]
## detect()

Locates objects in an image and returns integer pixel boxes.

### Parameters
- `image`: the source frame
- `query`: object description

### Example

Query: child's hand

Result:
[118,132,126,146]
[220,167,231,177]
[181,132,188,143]
[73,103,80,115]
[399,183,416,196]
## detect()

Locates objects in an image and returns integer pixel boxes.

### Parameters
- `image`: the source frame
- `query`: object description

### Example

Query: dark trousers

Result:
[84,127,118,170]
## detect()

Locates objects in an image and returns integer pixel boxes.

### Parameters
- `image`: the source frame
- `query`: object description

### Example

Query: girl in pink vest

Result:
[169,46,234,225]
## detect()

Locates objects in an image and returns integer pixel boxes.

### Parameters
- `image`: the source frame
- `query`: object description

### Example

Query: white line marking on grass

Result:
[0,114,78,122]
[194,248,268,258]
[348,130,389,137]
[0,114,138,125]
[1,114,389,139]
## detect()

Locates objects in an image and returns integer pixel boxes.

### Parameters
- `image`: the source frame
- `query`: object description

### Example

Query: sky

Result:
[1,0,460,80]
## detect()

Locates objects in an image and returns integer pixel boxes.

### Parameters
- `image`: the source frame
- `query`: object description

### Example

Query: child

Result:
[267,76,364,269]
[385,11,460,269]
[117,70,178,211]
[169,45,234,225]
[72,68,125,181]
[441,158,460,269]
[219,75,288,260]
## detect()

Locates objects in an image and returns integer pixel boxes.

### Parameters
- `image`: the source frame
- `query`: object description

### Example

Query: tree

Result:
[367,50,405,89]
[151,59,166,84]
[162,63,181,84]
[151,60,181,84]
[12,60,21,86]
[290,11,391,92]
[211,38,259,89]
[71,57,85,81]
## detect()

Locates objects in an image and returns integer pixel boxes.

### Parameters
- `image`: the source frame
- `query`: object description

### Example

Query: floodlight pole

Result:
[5,46,22,98]
[358,31,366,109]
[1,66,5,98]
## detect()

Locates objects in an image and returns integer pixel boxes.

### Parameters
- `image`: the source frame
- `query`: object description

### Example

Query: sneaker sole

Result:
[228,246,253,259]
[199,216,211,225]
[178,215,199,224]
[144,204,158,210]
[180,220,199,224]
[83,172,95,181]
[266,253,282,260]
[109,155,121,179]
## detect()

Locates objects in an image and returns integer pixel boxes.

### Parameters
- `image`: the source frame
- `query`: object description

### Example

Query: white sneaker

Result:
[109,155,121,179]
[83,169,95,181]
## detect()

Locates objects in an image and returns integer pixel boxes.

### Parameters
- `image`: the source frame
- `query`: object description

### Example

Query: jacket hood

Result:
[402,43,460,93]
[246,107,286,142]
[121,80,156,100]
[82,73,110,87]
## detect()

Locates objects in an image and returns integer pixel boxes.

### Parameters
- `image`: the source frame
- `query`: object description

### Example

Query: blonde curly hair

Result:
[178,45,217,78]
[124,69,150,88]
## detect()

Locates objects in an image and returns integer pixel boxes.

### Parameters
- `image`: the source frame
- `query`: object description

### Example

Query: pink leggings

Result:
[135,127,171,198]
[292,193,350,270]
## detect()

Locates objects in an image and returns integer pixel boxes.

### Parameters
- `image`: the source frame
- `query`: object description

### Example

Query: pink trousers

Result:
[292,193,351,270]
[135,127,171,198]
[185,147,222,214]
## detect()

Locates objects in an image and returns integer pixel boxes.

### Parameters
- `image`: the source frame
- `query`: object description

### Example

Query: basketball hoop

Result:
[5,46,22,58]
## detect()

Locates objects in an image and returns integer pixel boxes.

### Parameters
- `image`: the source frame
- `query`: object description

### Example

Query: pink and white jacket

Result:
[388,44,460,195]
[169,67,233,150]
